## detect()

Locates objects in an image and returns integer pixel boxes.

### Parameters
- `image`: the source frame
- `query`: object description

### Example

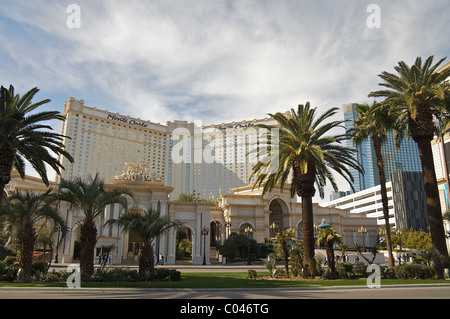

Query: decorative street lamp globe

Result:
[318,218,331,229]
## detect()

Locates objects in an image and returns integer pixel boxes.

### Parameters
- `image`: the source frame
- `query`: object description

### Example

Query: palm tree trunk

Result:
[416,137,449,279]
[372,132,395,272]
[302,195,316,276]
[18,221,36,283]
[281,239,290,278]
[325,241,337,278]
[139,242,155,281]
[79,219,97,276]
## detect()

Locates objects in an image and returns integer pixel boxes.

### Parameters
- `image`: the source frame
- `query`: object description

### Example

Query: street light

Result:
[358,226,368,251]
[201,226,209,265]
[245,226,253,265]
[269,222,278,239]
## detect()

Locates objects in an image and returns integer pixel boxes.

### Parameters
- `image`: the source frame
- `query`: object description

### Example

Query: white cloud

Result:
[1,0,450,195]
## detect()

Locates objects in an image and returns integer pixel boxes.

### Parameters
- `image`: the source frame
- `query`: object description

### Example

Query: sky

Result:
[1,0,450,199]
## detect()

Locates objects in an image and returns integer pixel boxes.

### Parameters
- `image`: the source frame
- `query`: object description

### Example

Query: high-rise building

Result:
[59,98,168,183]
[343,103,422,192]
[59,98,276,200]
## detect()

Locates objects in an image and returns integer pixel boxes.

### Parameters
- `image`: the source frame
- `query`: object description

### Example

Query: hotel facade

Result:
[2,97,370,265]
[59,97,280,201]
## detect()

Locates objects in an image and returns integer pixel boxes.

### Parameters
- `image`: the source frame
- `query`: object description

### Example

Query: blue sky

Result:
[1,0,450,195]
[2,0,449,126]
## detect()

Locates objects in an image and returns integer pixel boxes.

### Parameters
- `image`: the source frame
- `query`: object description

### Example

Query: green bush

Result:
[91,268,140,282]
[394,263,435,279]
[3,256,16,267]
[169,269,181,281]
[336,263,353,278]
[353,262,367,277]
[247,269,257,280]
[0,260,18,281]
[154,268,181,281]
[336,262,353,279]
[32,261,48,275]
[43,270,71,282]
[155,268,171,280]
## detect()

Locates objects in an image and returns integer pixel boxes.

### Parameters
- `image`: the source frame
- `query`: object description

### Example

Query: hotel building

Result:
[59,97,278,200]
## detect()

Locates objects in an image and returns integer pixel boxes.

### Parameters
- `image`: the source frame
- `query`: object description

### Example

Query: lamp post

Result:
[201,226,209,265]
[358,226,368,251]
[245,226,253,265]
[269,221,278,239]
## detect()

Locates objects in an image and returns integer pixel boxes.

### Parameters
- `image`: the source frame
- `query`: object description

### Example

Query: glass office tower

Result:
[343,103,423,193]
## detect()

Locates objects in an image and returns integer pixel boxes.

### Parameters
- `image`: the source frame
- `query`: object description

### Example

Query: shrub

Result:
[43,270,71,282]
[353,262,367,277]
[336,263,353,278]
[155,268,171,280]
[3,256,16,267]
[336,262,353,279]
[394,263,435,279]
[264,261,276,278]
[169,269,181,281]
[273,268,285,278]
[247,269,257,280]
[154,268,181,281]
[32,261,48,275]
[91,268,139,282]
[322,269,333,280]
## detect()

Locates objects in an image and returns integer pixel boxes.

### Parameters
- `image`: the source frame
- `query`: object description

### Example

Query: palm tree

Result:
[271,228,295,278]
[105,206,182,280]
[369,56,450,278]
[55,174,132,276]
[316,227,342,278]
[0,190,69,282]
[250,102,362,276]
[0,85,73,204]
[347,101,396,272]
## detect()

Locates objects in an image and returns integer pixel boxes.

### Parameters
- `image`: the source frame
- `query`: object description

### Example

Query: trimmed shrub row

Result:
[1,258,182,282]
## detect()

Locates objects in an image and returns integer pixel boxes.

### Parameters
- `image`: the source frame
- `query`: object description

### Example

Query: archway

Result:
[210,221,223,246]
[176,226,193,262]
[269,198,288,237]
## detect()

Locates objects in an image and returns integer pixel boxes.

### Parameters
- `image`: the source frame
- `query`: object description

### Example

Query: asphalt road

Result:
[1,284,449,299]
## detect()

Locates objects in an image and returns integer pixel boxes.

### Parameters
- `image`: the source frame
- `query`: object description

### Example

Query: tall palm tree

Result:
[55,174,132,276]
[0,85,73,204]
[347,101,396,272]
[316,227,342,278]
[250,102,362,276]
[369,56,450,278]
[105,206,182,280]
[0,190,69,282]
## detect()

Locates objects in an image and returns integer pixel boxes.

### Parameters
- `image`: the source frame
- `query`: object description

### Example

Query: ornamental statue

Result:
[114,163,162,182]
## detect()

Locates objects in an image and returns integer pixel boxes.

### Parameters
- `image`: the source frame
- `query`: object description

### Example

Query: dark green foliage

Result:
[247,269,257,280]
[216,233,261,261]
[394,264,435,279]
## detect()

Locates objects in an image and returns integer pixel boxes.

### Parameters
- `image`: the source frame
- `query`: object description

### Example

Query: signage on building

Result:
[216,123,255,131]
[107,114,148,128]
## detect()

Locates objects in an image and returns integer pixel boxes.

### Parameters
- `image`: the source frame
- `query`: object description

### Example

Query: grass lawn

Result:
[0,272,448,289]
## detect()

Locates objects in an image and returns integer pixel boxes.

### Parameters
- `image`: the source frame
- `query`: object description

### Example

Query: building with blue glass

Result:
[343,103,423,193]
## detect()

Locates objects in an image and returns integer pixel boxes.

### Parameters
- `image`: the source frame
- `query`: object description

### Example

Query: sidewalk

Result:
[48,261,268,273]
